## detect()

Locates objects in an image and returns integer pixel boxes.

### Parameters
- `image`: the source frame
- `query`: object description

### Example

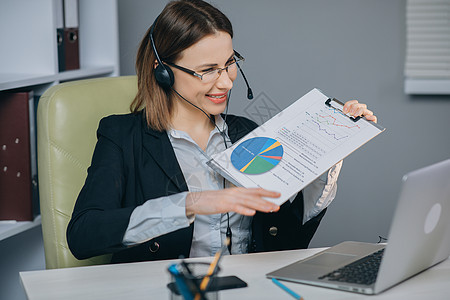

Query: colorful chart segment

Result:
[231,137,283,174]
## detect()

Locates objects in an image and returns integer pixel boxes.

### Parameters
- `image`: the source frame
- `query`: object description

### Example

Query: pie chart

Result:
[231,137,283,174]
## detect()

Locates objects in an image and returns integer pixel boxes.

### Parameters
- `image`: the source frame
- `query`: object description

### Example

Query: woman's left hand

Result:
[342,100,377,123]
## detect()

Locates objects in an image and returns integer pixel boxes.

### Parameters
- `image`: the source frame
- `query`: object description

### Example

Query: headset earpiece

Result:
[149,16,174,90]
[154,63,174,90]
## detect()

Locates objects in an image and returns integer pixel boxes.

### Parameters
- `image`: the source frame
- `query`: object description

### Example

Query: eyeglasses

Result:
[164,50,245,84]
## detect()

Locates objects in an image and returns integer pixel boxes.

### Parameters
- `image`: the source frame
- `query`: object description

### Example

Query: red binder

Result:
[0,92,34,221]
[63,0,80,70]
[63,27,80,70]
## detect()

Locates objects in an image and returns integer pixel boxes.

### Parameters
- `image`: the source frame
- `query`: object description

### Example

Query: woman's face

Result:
[171,30,236,117]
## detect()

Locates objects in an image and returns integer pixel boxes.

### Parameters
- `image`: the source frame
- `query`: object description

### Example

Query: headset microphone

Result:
[236,62,253,100]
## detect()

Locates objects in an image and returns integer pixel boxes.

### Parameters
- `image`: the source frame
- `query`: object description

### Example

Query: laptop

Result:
[267,158,450,295]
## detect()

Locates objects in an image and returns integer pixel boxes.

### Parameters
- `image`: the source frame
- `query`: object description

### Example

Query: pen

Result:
[272,278,304,300]
[168,263,194,300]
[195,237,230,300]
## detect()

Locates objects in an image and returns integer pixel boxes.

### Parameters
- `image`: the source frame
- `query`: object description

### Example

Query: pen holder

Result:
[168,262,220,300]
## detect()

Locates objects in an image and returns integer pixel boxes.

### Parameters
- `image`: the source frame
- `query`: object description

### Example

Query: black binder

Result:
[56,0,66,71]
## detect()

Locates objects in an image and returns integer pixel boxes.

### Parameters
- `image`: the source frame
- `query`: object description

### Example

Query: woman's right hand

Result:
[185,187,281,217]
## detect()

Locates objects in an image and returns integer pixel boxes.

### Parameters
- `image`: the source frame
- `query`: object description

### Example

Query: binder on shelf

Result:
[0,92,37,221]
[31,94,40,217]
[56,0,66,72]
[63,0,80,70]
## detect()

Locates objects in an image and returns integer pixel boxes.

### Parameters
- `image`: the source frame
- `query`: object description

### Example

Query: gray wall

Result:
[118,0,450,247]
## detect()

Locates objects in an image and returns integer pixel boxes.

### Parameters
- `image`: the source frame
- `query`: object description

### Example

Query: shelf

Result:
[0,0,118,244]
[0,73,56,91]
[57,65,116,81]
[0,215,41,242]
[0,66,116,91]
[404,79,450,95]
[0,0,119,92]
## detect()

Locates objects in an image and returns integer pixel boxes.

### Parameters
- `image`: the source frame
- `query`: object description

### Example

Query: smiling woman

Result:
[170,31,236,120]
[66,0,377,264]
[130,0,235,132]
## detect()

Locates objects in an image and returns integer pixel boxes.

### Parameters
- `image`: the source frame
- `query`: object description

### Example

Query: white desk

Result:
[20,248,450,300]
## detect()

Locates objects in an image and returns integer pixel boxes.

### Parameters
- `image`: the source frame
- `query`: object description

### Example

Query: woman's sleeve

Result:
[302,160,343,223]
[122,192,193,245]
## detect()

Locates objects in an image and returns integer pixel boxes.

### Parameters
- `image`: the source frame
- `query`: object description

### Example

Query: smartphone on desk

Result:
[167,275,248,295]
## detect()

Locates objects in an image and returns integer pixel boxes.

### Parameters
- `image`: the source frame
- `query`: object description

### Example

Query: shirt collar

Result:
[213,114,228,136]
[168,115,229,140]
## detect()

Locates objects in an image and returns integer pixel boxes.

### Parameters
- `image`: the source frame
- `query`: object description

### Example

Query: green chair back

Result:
[38,76,137,268]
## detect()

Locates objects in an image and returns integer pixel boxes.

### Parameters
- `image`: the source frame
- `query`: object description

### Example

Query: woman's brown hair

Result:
[130,0,233,131]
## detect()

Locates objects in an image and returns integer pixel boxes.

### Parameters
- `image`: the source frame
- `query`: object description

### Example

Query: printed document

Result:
[207,88,385,205]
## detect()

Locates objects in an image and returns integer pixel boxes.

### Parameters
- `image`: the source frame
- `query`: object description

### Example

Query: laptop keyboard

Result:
[318,248,385,285]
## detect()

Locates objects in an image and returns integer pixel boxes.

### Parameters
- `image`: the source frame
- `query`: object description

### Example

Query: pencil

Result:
[272,278,304,300]
[194,237,230,300]
[180,260,206,300]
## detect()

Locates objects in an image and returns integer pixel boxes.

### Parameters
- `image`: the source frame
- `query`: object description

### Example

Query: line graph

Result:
[276,101,367,162]
[317,107,361,129]
[308,107,361,141]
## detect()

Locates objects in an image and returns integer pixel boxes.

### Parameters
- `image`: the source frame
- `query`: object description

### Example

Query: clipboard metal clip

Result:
[325,98,362,122]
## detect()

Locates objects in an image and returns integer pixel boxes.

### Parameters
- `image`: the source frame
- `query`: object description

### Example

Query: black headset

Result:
[149,19,174,90]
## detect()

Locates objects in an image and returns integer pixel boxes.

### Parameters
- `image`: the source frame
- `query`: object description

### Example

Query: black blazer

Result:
[67,111,326,263]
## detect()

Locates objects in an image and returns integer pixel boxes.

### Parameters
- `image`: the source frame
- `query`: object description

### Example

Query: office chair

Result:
[37,76,137,269]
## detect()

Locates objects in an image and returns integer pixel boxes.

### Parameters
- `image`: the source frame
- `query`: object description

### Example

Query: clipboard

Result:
[207,88,385,206]
[325,97,385,132]
[325,98,361,122]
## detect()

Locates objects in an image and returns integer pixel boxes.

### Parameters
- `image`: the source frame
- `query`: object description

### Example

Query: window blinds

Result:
[405,0,450,94]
